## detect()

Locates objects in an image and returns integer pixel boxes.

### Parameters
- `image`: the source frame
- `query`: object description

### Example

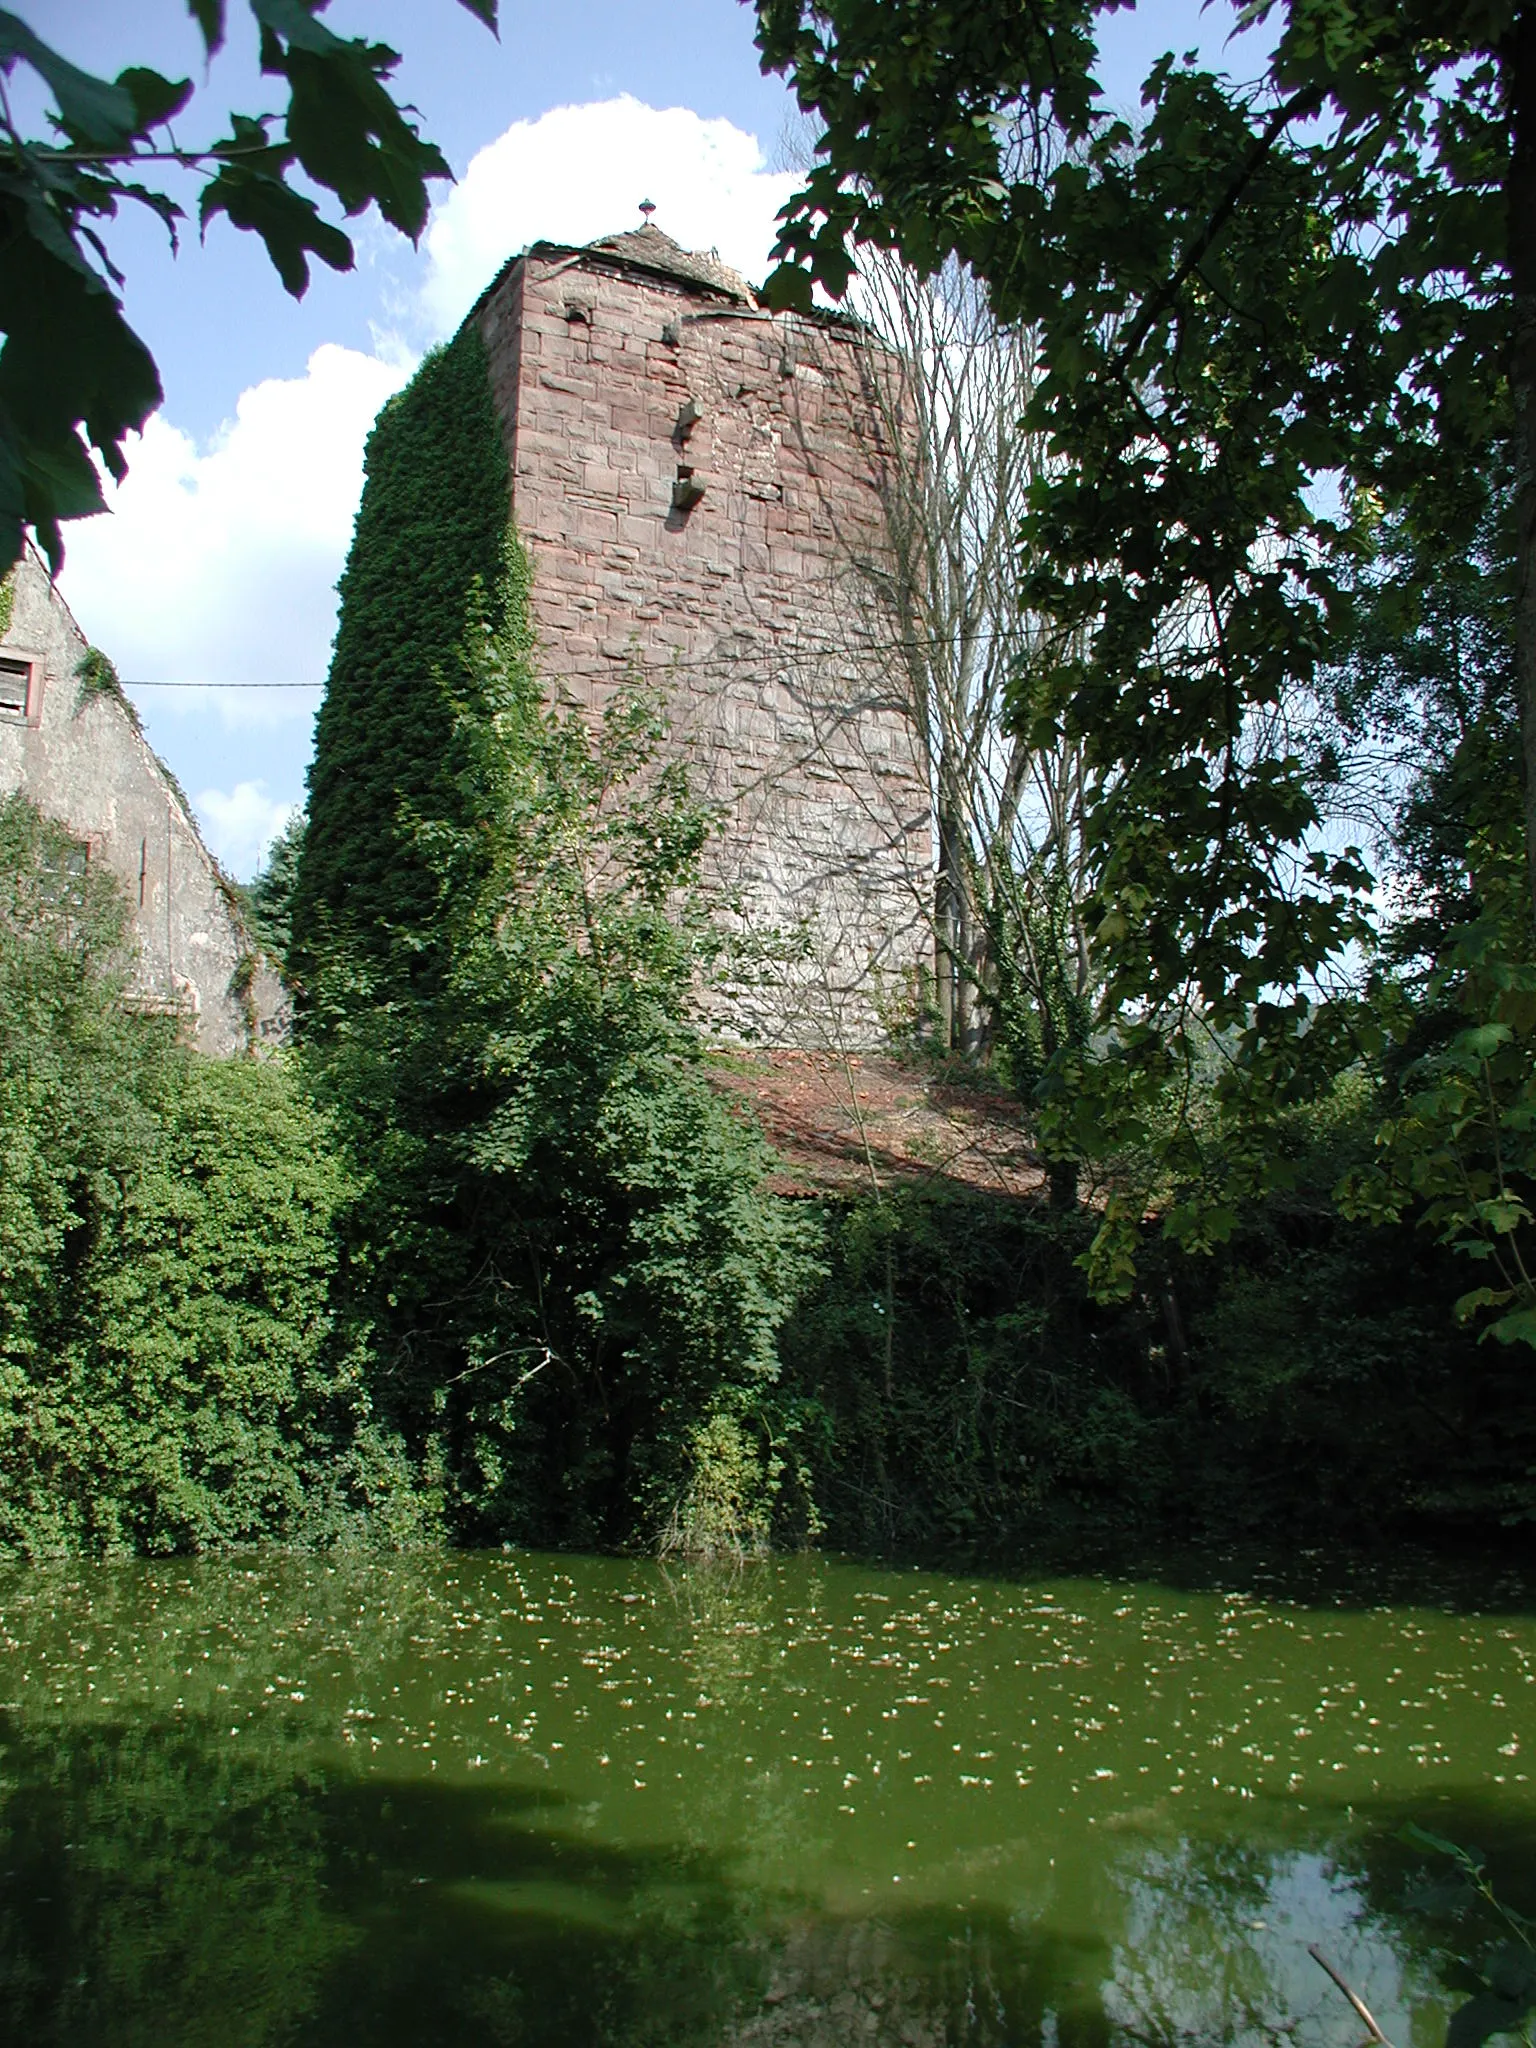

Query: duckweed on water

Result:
[0,1551,1531,2045]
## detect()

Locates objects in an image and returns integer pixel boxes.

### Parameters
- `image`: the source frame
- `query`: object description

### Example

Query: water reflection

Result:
[0,1553,1528,2046]
[0,1713,339,2045]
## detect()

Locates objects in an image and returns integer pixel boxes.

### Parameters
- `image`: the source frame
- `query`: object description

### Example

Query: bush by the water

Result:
[0,795,422,1556]
[5,769,1534,1561]
[777,1151,1536,1564]
[299,545,818,1553]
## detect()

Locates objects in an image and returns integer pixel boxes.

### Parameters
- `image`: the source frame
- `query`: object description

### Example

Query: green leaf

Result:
[115,66,193,132]
[199,162,354,296]
[1401,1822,1480,1863]
[0,418,110,574]
[248,0,345,58]
[183,0,226,58]
[1459,1022,1515,1061]
[451,0,499,27]
[1455,1286,1515,1320]
[760,261,815,314]
[280,44,450,238]
[1485,1307,1536,1350]
[0,13,138,146]
[0,184,161,572]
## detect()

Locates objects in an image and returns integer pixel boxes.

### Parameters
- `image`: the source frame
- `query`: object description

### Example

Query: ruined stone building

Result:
[0,547,285,1055]
[469,225,932,1041]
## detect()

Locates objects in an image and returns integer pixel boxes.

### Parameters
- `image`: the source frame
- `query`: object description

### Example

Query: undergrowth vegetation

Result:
[6,313,1535,1565]
[0,795,423,1558]
[778,1172,1536,1566]
[5,767,1534,1560]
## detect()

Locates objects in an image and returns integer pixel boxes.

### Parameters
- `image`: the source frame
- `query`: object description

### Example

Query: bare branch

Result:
[1307,1946,1396,2048]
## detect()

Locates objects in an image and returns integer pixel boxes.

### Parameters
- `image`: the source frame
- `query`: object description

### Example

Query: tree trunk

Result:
[935,881,957,1049]
[935,780,964,1049]
[955,869,977,1051]
[1508,5,1536,930]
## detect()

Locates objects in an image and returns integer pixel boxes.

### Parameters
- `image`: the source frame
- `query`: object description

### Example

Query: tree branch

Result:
[1109,86,1318,378]
[1308,1945,1395,2048]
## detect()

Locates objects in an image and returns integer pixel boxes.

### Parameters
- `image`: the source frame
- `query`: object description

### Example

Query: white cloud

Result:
[55,99,794,695]
[418,95,797,339]
[47,98,794,845]
[193,780,297,878]
[56,342,411,688]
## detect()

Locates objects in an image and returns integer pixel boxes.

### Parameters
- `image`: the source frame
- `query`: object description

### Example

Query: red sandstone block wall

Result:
[476,249,933,1045]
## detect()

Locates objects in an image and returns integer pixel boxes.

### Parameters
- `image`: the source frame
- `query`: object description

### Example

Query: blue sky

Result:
[20,0,1273,876]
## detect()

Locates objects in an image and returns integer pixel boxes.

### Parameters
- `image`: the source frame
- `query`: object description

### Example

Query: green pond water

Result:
[0,1551,1532,2047]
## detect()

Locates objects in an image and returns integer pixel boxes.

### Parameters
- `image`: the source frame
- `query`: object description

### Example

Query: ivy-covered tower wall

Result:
[291,327,513,998]
[472,228,932,1044]
[299,229,932,1043]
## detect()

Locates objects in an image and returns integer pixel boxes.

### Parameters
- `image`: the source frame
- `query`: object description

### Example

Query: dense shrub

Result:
[0,795,422,1557]
[778,1189,1165,1560]
[302,548,819,1551]
[240,807,304,975]
[779,1152,1536,1564]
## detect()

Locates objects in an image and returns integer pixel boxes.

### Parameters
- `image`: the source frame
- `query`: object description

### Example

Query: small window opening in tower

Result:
[671,466,705,513]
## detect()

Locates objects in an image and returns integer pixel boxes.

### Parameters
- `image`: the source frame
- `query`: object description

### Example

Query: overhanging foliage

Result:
[0,0,499,571]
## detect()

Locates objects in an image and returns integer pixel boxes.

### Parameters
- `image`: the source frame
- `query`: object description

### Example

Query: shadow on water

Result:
[2,1708,1533,2048]
[0,1709,764,2048]
[876,1541,1536,1620]
[0,1694,1104,2048]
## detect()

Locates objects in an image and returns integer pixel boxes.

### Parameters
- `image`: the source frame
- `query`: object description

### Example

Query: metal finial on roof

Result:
[638,198,656,224]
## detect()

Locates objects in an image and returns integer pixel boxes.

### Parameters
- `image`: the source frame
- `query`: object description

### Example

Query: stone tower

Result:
[469,225,931,1043]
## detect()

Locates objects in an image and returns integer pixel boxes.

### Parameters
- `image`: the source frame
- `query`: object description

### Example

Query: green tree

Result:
[0,0,498,572]
[754,0,1531,1306]
[1324,487,1536,1343]
[304,540,818,1551]
[240,805,305,971]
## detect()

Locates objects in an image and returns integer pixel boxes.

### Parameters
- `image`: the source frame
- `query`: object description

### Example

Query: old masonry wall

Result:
[0,549,286,1055]
[474,241,932,1046]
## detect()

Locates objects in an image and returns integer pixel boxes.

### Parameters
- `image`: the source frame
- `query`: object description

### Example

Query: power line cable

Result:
[122,688,325,696]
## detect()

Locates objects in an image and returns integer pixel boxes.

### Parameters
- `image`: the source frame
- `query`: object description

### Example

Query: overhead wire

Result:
[120,688,325,696]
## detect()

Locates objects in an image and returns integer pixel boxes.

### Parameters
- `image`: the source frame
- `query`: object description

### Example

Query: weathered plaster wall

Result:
[0,549,286,1055]
[476,235,932,1044]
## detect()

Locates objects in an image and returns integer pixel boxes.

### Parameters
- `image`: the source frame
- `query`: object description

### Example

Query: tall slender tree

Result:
[841,248,1094,1068]
[755,0,1533,1305]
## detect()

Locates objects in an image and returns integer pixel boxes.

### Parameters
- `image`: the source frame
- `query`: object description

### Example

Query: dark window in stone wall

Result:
[0,657,31,715]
